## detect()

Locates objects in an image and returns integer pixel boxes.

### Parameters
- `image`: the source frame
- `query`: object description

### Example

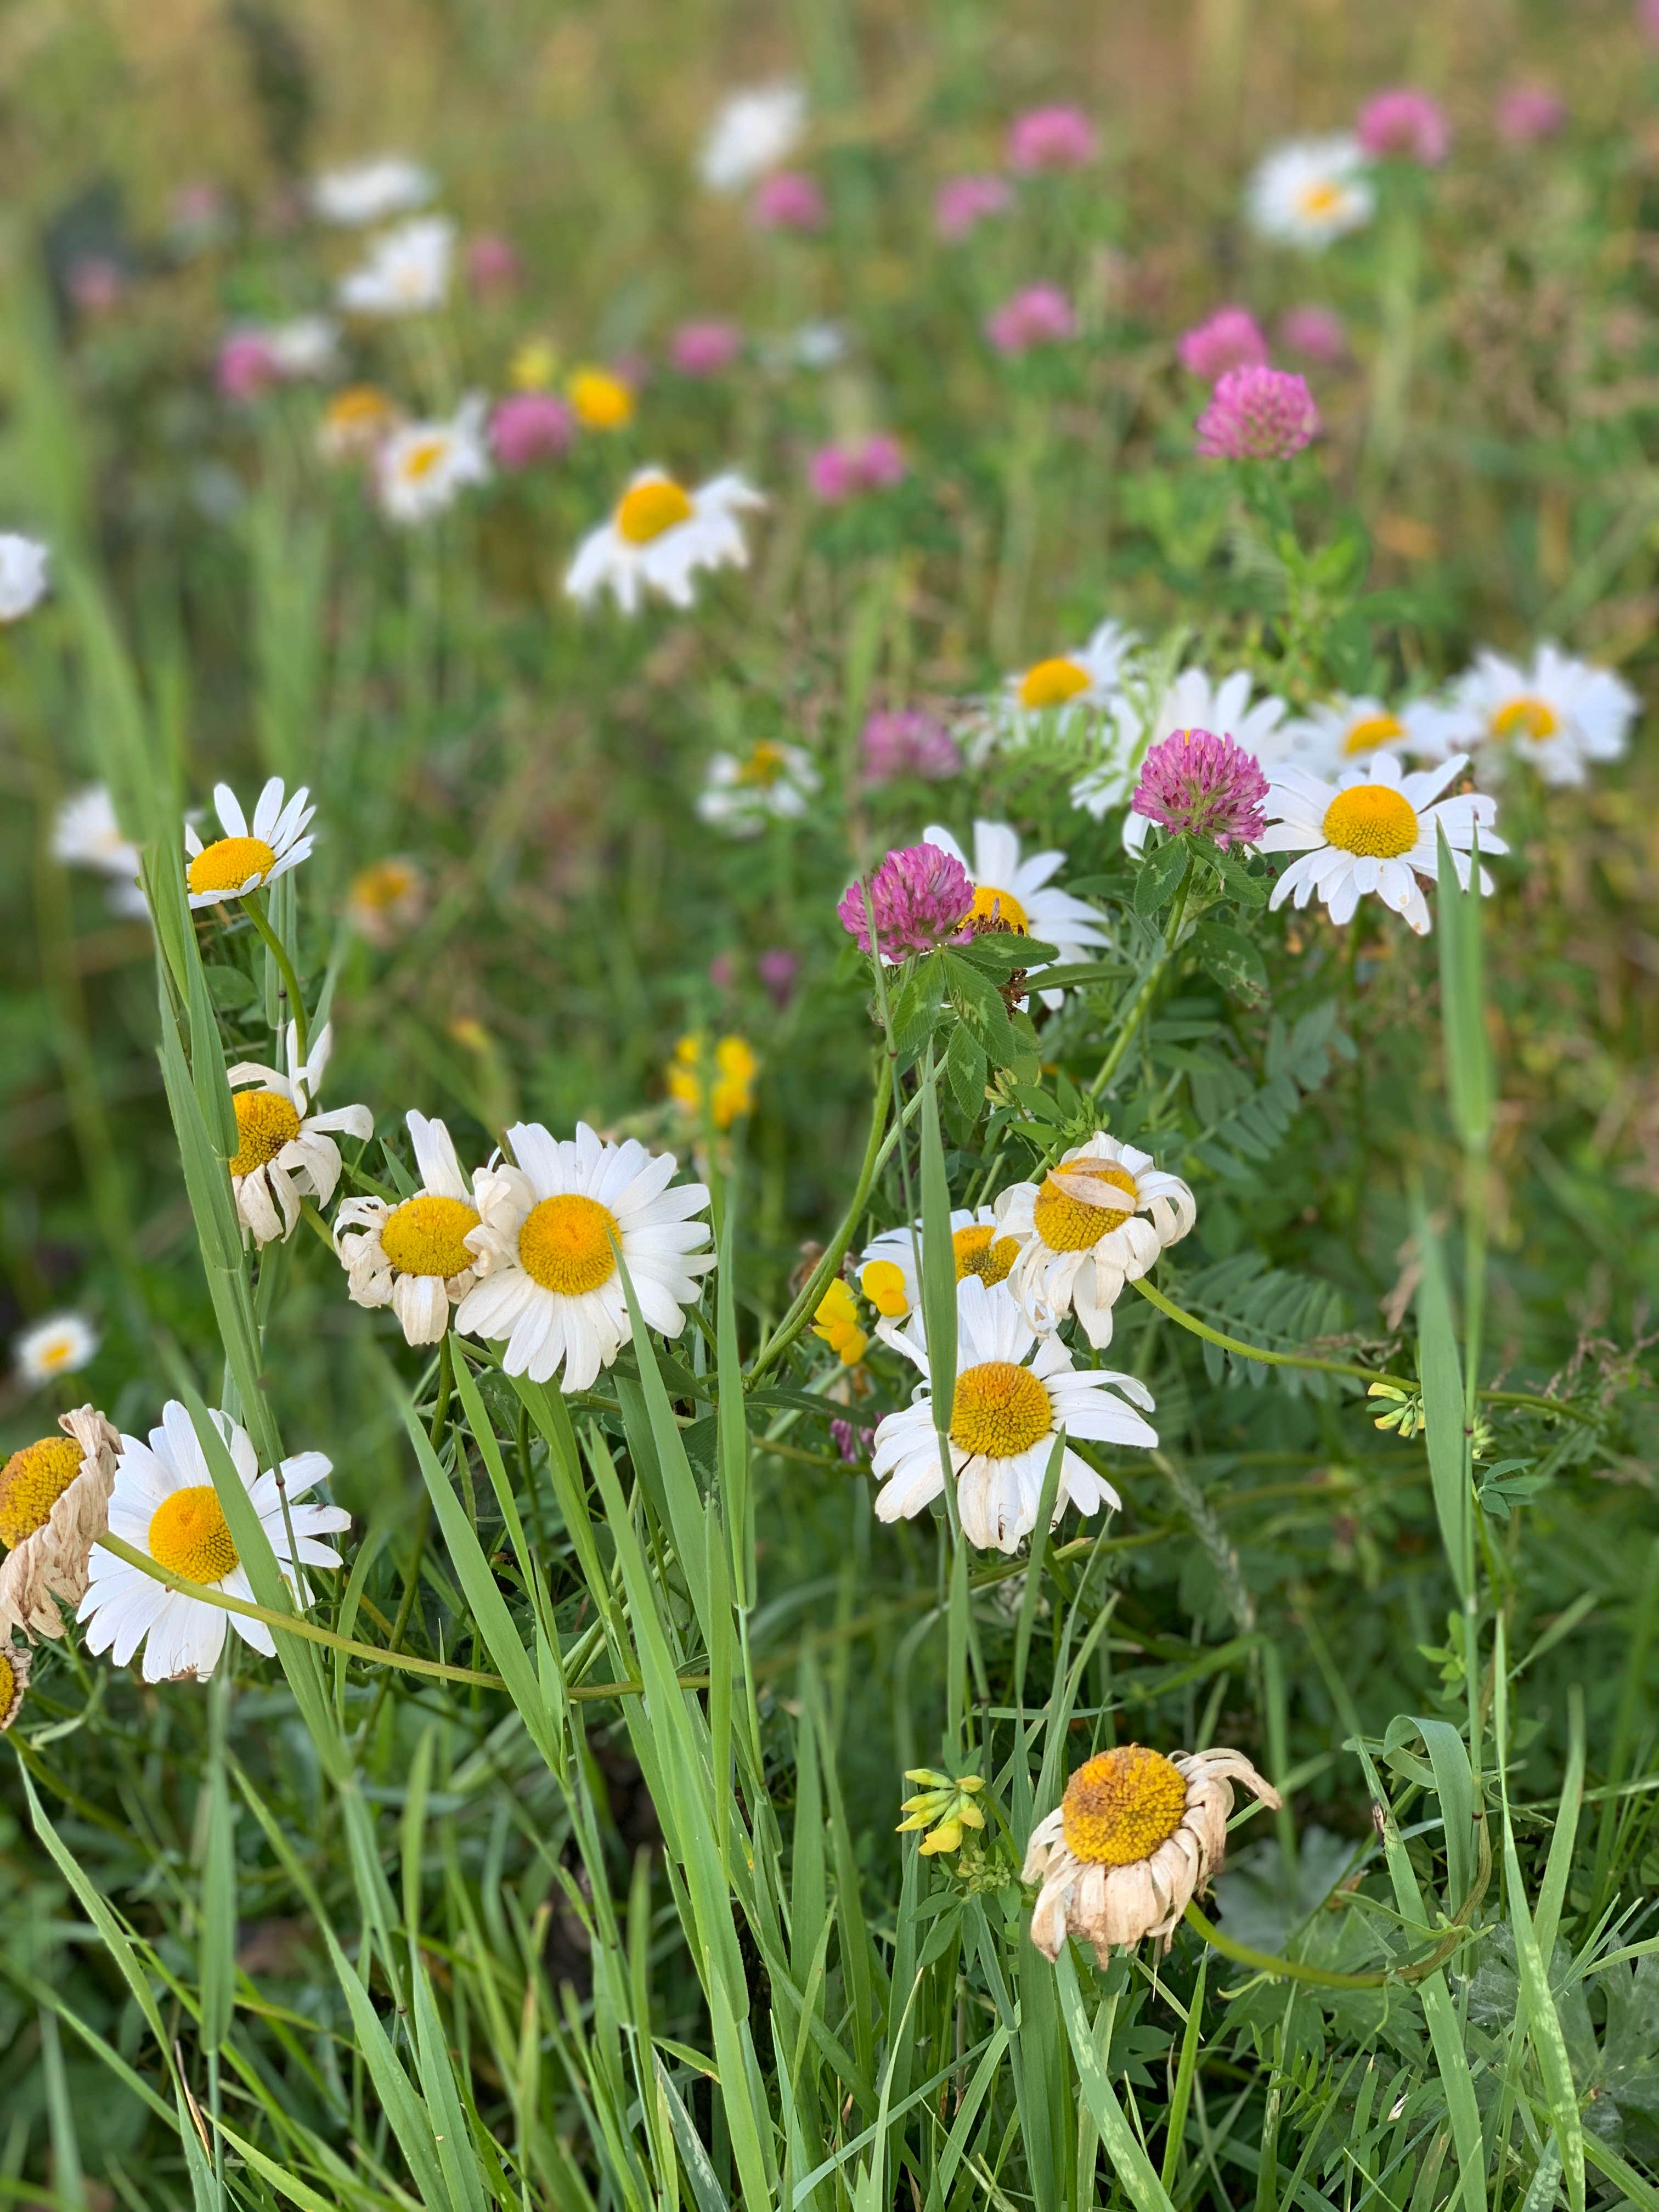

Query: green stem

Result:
[1087,859,1194,1103]
[242,894,309,1066]
[1182,1900,1476,1990]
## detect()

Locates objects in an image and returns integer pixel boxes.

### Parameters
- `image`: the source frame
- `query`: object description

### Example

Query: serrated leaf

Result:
[943,1022,989,1115]
[1133,834,1190,918]
[1191,921,1268,1002]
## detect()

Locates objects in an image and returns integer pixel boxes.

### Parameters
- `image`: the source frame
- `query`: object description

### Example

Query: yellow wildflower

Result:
[568,366,635,430]
[812,1280,867,1366]
[667,1035,758,1130]
[898,1769,988,1858]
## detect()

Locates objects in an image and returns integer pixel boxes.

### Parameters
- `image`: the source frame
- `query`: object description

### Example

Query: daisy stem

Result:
[1087,859,1194,1103]
[242,893,309,1066]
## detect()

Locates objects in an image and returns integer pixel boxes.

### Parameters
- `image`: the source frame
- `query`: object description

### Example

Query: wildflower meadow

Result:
[4,4,1659,2207]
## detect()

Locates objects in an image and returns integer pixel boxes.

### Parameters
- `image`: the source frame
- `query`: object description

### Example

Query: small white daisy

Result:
[1002,620,1141,733]
[225,1022,374,1247]
[337,216,454,317]
[996,1134,1197,1349]
[1280,693,1452,778]
[857,1206,1024,1322]
[1262,751,1504,935]
[185,778,315,908]
[375,396,492,524]
[696,740,821,836]
[919,821,1109,1011]
[311,156,437,226]
[454,1122,714,1393]
[78,1401,348,1684]
[566,469,765,614]
[1246,136,1375,252]
[334,1112,489,1345]
[870,1277,1156,1554]
[52,784,147,917]
[699,82,806,193]
[0,533,50,622]
[13,1313,99,1388]
[1432,644,1638,789]
[265,315,341,379]
[0,1406,119,1643]
[1071,667,1291,843]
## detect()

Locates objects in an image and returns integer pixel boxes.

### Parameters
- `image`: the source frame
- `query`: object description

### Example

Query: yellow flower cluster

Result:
[811,1279,867,1365]
[666,1035,759,1130]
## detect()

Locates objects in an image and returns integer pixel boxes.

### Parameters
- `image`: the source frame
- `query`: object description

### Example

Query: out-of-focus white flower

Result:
[53,785,147,918]
[225,1023,374,1246]
[1431,644,1638,789]
[338,217,454,317]
[266,315,341,379]
[1263,751,1504,935]
[312,157,436,226]
[1246,136,1375,251]
[696,741,820,835]
[0,534,50,622]
[375,397,492,524]
[566,469,764,613]
[13,1314,99,1389]
[1281,694,1452,777]
[699,83,806,192]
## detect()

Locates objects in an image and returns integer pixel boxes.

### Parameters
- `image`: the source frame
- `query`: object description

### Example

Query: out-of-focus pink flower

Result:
[860,709,961,786]
[837,844,973,960]
[934,174,1013,240]
[217,330,278,401]
[1006,105,1098,172]
[1196,365,1320,461]
[466,234,521,295]
[672,319,742,375]
[808,434,906,503]
[752,171,828,232]
[489,391,574,469]
[68,257,125,314]
[1279,305,1347,364]
[986,283,1076,356]
[172,182,225,228]
[1131,727,1268,850]
[708,952,738,992]
[757,948,800,1006]
[1640,0,1659,44]
[1356,88,1450,166]
[830,1418,877,1462]
[1177,306,1269,380]
[1496,83,1567,144]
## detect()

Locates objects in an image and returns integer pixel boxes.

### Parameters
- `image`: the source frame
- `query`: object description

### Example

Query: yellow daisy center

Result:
[571,369,635,430]
[0,1650,15,1717]
[380,1195,481,1279]
[1298,180,1343,217]
[0,1437,82,1550]
[328,385,392,432]
[1018,657,1091,710]
[1032,1161,1139,1252]
[616,478,694,544]
[950,1361,1052,1459]
[188,835,277,896]
[518,1193,620,1296]
[228,1091,303,1178]
[860,1259,910,1316]
[967,883,1029,934]
[149,1486,239,1584]
[399,434,450,483]
[1321,784,1419,859]
[952,1224,1020,1286]
[29,1333,84,1375]
[1061,1745,1189,1866]
[1342,712,1404,757]
[736,741,787,787]
[1491,695,1559,742]
[351,859,419,911]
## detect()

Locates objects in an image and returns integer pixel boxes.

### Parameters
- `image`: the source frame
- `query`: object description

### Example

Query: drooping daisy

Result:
[0,1641,29,1731]
[859,1206,1023,1322]
[696,740,820,835]
[997,1136,1196,1346]
[337,216,455,317]
[334,1112,488,1345]
[1262,752,1504,935]
[1071,668,1291,844]
[311,156,436,225]
[699,82,806,193]
[0,1407,119,1641]
[566,470,765,613]
[184,778,315,909]
[1246,136,1375,251]
[1024,1744,1281,1963]
[1000,619,1141,741]
[13,1313,99,1389]
[0,533,50,622]
[870,1277,1156,1554]
[52,784,147,917]
[78,1402,348,1684]
[225,1023,374,1246]
[919,821,1110,1010]
[1432,645,1638,789]
[454,1123,714,1392]
[1281,693,1452,777]
[375,396,492,524]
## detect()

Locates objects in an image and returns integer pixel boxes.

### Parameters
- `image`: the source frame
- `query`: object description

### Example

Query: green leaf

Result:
[1415,1208,1472,1601]
[1436,822,1492,1152]
[1190,921,1269,1003]
[1133,834,1191,918]
[1054,1948,1178,2212]
[943,1022,989,1116]
[918,1059,958,1440]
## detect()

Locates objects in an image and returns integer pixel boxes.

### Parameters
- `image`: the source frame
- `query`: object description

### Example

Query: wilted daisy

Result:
[0,1642,28,1731]
[1001,619,1141,738]
[870,1278,1155,1554]
[567,470,764,615]
[665,1034,759,1128]
[78,1402,348,1684]
[52,785,147,917]
[1432,645,1638,789]
[1282,693,1451,777]
[699,82,806,193]
[1246,136,1375,251]
[1024,1744,1281,1963]
[696,740,819,833]
[997,1135,1195,1346]
[859,1206,1022,1322]
[311,156,436,225]
[0,1407,118,1641]
[919,821,1110,1009]
[337,216,454,316]
[334,1112,488,1345]
[1072,667,1290,840]
[13,1313,99,1389]
[225,1022,374,1246]
[376,397,492,524]
[0,533,50,622]
[1263,752,1505,935]
[185,778,314,908]
[454,1124,714,1392]
[345,856,427,944]
[319,385,400,462]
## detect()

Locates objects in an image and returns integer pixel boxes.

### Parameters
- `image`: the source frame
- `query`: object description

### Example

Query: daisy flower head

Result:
[1132,727,1268,850]
[1024,1744,1280,1963]
[995,1133,1197,1348]
[376,396,492,524]
[337,216,454,317]
[859,1205,1022,1323]
[1072,667,1290,843]
[1196,365,1319,461]
[14,1313,99,1389]
[319,385,400,463]
[1177,306,1270,381]
[0,534,50,622]
[1357,88,1450,166]
[666,1034,759,1130]
[225,1022,374,1246]
[1246,136,1375,252]
[1001,619,1141,742]
[697,740,819,836]
[567,470,765,615]
[1262,752,1505,935]
[266,315,341,380]
[78,1402,348,1684]
[185,778,314,908]
[1435,644,1638,789]
[870,1277,1155,1554]
[0,1407,119,1643]
[453,1123,714,1392]
[1282,693,1452,777]
[311,156,436,225]
[334,1112,489,1345]
[53,784,146,917]
[699,82,807,194]
[919,821,1109,1010]
[837,843,972,962]
[346,855,428,945]
[0,1642,29,1732]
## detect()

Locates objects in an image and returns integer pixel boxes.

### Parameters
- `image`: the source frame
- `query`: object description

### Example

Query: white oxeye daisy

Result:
[311,156,436,226]
[1432,644,1638,789]
[334,1112,489,1345]
[1262,751,1505,935]
[1246,136,1375,252]
[375,396,492,524]
[0,1407,119,1642]
[78,1402,349,1684]
[1002,619,1141,737]
[1072,667,1291,840]
[696,740,821,836]
[265,315,341,380]
[184,778,315,907]
[1024,1744,1281,1963]
[566,470,766,614]
[337,216,455,317]
[870,1277,1156,1554]
[0,533,50,622]
[225,1022,374,1246]
[52,784,148,917]
[857,1206,1025,1322]
[13,1313,99,1389]
[1281,693,1452,778]
[699,82,806,193]
[996,1134,1197,1348]
[454,1122,714,1393]
[919,821,1109,1011]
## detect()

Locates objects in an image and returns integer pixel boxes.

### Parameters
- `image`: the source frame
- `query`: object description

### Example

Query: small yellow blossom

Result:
[346,856,427,946]
[568,366,635,430]
[812,1280,868,1366]
[511,337,560,391]
[667,1035,758,1130]
[1367,1381,1425,1438]
[898,1769,987,1858]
